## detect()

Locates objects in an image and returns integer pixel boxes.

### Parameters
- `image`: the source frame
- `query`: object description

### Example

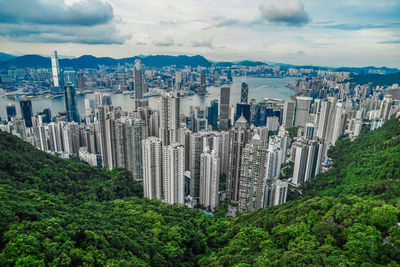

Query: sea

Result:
[0,76,298,119]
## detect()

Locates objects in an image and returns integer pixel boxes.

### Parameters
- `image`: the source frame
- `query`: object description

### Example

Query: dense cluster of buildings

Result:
[1,51,400,215]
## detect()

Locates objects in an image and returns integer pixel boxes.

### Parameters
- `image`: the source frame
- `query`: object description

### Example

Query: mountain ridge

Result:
[1,52,399,73]
[0,52,16,62]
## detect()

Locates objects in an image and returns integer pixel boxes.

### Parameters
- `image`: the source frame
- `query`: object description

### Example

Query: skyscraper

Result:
[226,115,250,204]
[265,136,284,180]
[214,131,230,175]
[19,96,33,127]
[200,70,206,89]
[191,106,207,132]
[142,137,163,200]
[331,103,346,145]
[199,147,220,210]
[163,143,185,205]
[240,82,249,103]
[77,73,84,90]
[128,119,148,180]
[292,139,324,185]
[64,70,77,88]
[263,179,288,207]
[380,95,393,122]
[292,141,308,185]
[304,123,317,140]
[282,99,296,129]
[207,100,218,130]
[51,51,62,89]
[175,70,182,91]
[6,104,16,122]
[159,91,180,145]
[238,134,268,213]
[294,96,312,127]
[317,97,337,143]
[235,103,251,123]
[37,108,51,124]
[219,86,230,131]
[134,59,143,100]
[64,83,79,123]
[189,133,205,201]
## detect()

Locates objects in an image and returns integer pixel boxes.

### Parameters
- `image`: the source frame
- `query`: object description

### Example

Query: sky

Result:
[0,0,399,67]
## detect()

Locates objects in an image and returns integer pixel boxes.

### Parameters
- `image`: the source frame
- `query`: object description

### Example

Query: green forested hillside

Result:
[1,119,400,266]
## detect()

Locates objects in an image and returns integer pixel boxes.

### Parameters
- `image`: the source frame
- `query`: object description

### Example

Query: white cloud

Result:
[154,36,174,46]
[0,0,399,67]
[0,0,128,44]
[259,0,310,26]
[191,38,214,49]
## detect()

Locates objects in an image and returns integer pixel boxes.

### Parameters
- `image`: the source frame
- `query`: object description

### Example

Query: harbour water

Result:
[0,76,297,119]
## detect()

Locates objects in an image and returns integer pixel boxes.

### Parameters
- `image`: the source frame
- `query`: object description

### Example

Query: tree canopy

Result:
[1,119,400,266]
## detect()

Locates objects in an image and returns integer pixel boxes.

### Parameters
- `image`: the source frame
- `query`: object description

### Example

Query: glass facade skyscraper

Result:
[6,104,16,122]
[235,103,251,123]
[134,59,143,100]
[219,86,230,131]
[19,96,33,127]
[64,83,79,122]
[207,99,218,130]
[240,82,248,103]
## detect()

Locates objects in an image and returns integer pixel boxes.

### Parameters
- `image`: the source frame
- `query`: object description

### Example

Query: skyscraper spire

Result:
[134,59,143,100]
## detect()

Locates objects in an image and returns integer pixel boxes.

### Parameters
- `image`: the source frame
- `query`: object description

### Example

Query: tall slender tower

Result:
[64,83,79,123]
[226,115,250,204]
[163,143,185,205]
[51,51,62,89]
[282,99,296,129]
[134,59,143,100]
[142,137,163,200]
[219,86,230,131]
[200,147,220,210]
[292,139,324,185]
[379,95,392,122]
[294,96,312,127]
[207,100,219,130]
[264,179,289,207]
[175,70,182,91]
[19,96,33,127]
[159,91,180,145]
[189,133,204,201]
[240,82,249,103]
[238,134,268,213]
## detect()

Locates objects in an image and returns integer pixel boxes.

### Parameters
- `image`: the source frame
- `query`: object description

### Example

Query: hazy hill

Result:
[1,53,398,75]
[0,54,214,69]
[0,52,16,62]
[343,71,400,86]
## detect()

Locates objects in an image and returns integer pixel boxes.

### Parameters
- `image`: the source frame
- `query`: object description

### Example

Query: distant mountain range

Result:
[0,54,213,69]
[0,52,398,74]
[0,52,16,62]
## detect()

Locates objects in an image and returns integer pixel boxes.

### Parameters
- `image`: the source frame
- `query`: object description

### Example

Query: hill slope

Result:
[1,119,400,266]
[343,72,400,87]
[0,53,15,62]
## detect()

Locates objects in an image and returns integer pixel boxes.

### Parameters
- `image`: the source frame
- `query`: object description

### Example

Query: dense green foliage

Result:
[343,71,400,87]
[280,161,294,180]
[288,126,301,140]
[303,118,400,201]
[1,119,400,266]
